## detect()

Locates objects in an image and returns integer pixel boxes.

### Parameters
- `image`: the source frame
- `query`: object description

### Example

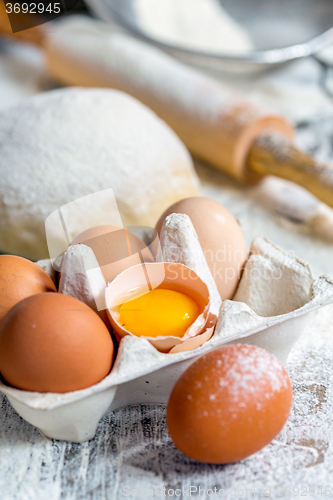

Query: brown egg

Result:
[155,197,247,300]
[0,255,57,327]
[70,225,154,284]
[167,345,292,464]
[0,293,114,393]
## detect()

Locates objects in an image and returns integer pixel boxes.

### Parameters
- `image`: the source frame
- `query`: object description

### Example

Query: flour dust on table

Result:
[1,303,333,499]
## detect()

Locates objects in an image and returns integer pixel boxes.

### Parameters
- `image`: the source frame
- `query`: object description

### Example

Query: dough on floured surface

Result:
[0,88,200,260]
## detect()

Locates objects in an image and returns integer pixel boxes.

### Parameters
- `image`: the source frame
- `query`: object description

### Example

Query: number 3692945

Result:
[5,3,61,14]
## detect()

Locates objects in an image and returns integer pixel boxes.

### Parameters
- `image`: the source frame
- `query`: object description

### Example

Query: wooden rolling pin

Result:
[1,7,333,208]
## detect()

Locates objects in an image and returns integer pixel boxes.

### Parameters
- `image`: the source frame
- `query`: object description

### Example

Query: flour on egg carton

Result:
[1,214,333,443]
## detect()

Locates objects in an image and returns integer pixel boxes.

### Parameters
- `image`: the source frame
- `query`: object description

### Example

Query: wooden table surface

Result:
[1,32,333,500]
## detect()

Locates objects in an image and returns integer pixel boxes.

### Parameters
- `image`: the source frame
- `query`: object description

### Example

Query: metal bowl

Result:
[85,0,333,70]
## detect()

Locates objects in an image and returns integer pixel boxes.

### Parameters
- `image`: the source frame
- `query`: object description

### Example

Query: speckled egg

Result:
[167,344,292,464]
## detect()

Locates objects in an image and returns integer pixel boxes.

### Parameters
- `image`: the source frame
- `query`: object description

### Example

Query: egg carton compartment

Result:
[1,215,333,443]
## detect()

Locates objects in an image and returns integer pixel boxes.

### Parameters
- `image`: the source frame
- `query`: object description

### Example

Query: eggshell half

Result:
[105,262,216,353]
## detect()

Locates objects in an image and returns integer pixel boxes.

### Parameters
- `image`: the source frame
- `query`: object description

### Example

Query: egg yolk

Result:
[119,289,199,338]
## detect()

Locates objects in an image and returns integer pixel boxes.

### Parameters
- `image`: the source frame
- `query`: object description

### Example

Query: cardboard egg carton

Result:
[1,214,333,443]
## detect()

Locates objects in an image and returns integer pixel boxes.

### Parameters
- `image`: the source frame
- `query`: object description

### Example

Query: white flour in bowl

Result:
[133,0,253,54]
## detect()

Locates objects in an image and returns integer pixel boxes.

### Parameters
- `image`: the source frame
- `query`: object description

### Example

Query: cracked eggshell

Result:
[105,262,217,353]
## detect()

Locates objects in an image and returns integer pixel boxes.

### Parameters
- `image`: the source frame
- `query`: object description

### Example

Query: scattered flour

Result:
[133,0,253,54]
[214,345,290,402]
[184,345,289,412]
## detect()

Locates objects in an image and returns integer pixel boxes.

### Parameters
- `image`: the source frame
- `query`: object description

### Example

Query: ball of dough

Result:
[0,88,200,260]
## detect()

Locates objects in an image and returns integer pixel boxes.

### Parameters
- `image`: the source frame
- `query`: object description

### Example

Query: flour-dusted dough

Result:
[0,88,200,260]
